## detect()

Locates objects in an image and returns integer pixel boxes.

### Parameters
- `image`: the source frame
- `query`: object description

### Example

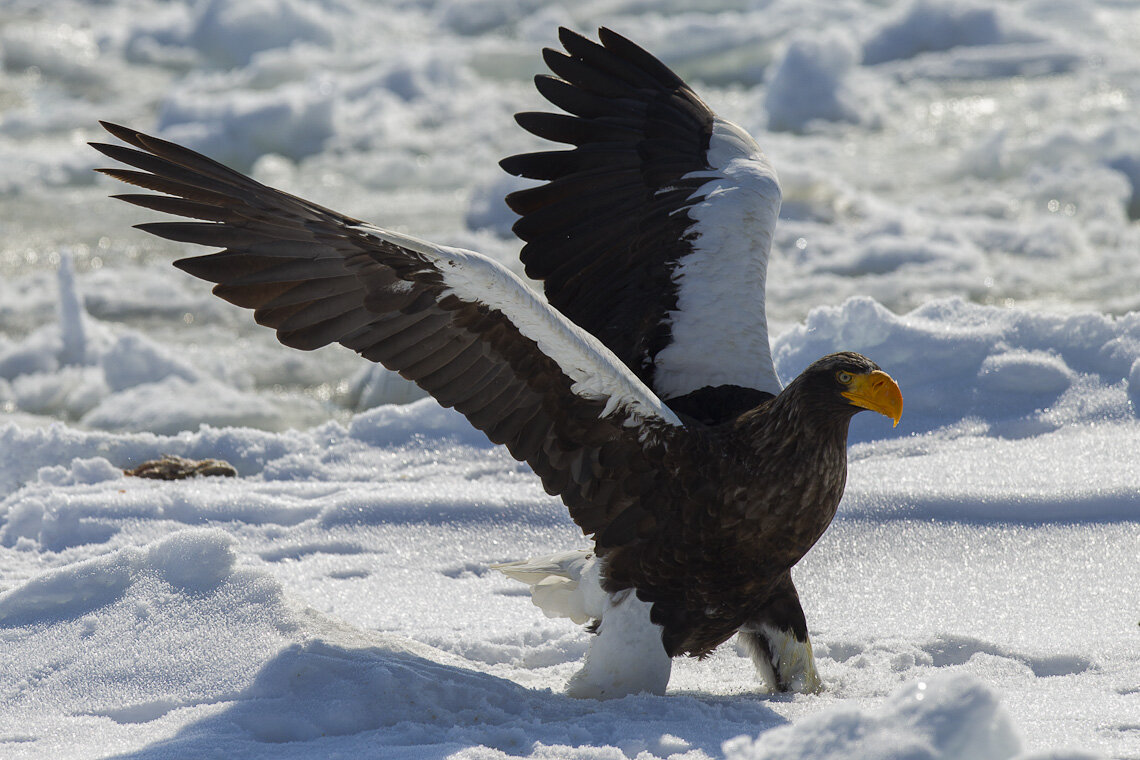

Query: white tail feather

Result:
[493,549,591,585]
[492,550,598,624]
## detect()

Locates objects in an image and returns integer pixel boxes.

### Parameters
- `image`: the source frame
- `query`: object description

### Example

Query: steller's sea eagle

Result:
[91,27,902,699]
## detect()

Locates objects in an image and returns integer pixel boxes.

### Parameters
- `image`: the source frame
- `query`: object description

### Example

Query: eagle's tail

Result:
[492,549,599,625]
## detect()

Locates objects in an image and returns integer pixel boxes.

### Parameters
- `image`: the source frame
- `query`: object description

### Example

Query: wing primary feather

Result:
[532,75,641,121]
[411,339,491,389]
[93,143,246,198]
[542,48,639,98]
[101,122,269,188]
[485,402,542,446]
[111,194,233,222]
[596,27,688,87]
[97,169,239,207]
[513,112,639,147]
[557,27,666,89]
[137,221,314,247]
[255,277,363,310]
[431,358,508,409]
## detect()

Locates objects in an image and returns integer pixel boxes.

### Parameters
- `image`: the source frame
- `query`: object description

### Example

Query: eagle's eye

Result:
[836,371,853,385]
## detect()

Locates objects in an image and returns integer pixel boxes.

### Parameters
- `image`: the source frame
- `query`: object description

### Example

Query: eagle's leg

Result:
[566,587,671,699]
[738,570,822,693]
[494,550,671,699]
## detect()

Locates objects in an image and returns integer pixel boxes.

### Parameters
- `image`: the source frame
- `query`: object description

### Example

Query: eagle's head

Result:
[792,352,903,428]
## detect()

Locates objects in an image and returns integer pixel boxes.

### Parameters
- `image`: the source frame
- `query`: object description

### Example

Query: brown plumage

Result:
[91,27,903,696]
[597,352,898,658]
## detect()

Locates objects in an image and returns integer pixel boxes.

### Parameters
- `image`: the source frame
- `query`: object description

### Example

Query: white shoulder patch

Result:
[653,118,783,399]
[351,224,683,428]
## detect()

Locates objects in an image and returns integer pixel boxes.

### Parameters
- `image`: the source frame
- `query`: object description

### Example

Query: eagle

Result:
[92,27,902,699]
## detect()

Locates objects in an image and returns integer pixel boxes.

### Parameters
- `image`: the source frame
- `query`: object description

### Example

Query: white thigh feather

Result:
[495,550,671,699]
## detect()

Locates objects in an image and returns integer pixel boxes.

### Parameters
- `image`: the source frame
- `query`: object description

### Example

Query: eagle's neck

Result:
[733,388,855,567]
[756,384,855,449]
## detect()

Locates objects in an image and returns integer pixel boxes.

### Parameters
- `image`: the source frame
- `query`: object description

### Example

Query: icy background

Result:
[1,0,1139,757]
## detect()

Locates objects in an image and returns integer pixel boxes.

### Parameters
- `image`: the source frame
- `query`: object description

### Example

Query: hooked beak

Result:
[841,370,903,427]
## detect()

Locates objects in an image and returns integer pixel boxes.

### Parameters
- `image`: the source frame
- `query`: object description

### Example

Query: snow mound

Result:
[157,83,336,168]
[858,0,1082,81]
[465,170,538,236]
[0,530,238,628]
[843,422,1140,522]
[346,397,487,448]
[0,530,291,731]
[182,637,569,748]
[862,0,1043,65]
[765,30,871,133]
[346,363,429,411]
[0,419,295,498]
[100,332,203,393]
[725,672,1021,760]
[187,0,334,69]
[0,256,111,381]
[895,43,1083,81]
[0,260,332,431]
[775,297,1140,438]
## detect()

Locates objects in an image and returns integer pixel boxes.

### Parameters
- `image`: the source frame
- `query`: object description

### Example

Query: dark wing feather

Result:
[93,122,684,541]
[503,27,783,414]
[502,29,712,390]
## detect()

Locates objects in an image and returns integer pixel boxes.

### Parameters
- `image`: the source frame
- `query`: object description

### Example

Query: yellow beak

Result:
[841,370,903,427]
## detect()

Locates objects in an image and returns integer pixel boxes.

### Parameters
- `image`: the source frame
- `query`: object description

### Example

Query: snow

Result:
[2,0,1140,757]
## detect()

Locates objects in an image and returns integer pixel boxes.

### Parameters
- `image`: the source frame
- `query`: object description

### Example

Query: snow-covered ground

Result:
[2,0,1139,757]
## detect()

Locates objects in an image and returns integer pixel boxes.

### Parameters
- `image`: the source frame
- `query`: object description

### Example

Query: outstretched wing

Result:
[91,121,683,539]
[502,27,783,418]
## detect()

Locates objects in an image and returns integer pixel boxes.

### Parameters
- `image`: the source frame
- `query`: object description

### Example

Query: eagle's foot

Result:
[739,623,822,694]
